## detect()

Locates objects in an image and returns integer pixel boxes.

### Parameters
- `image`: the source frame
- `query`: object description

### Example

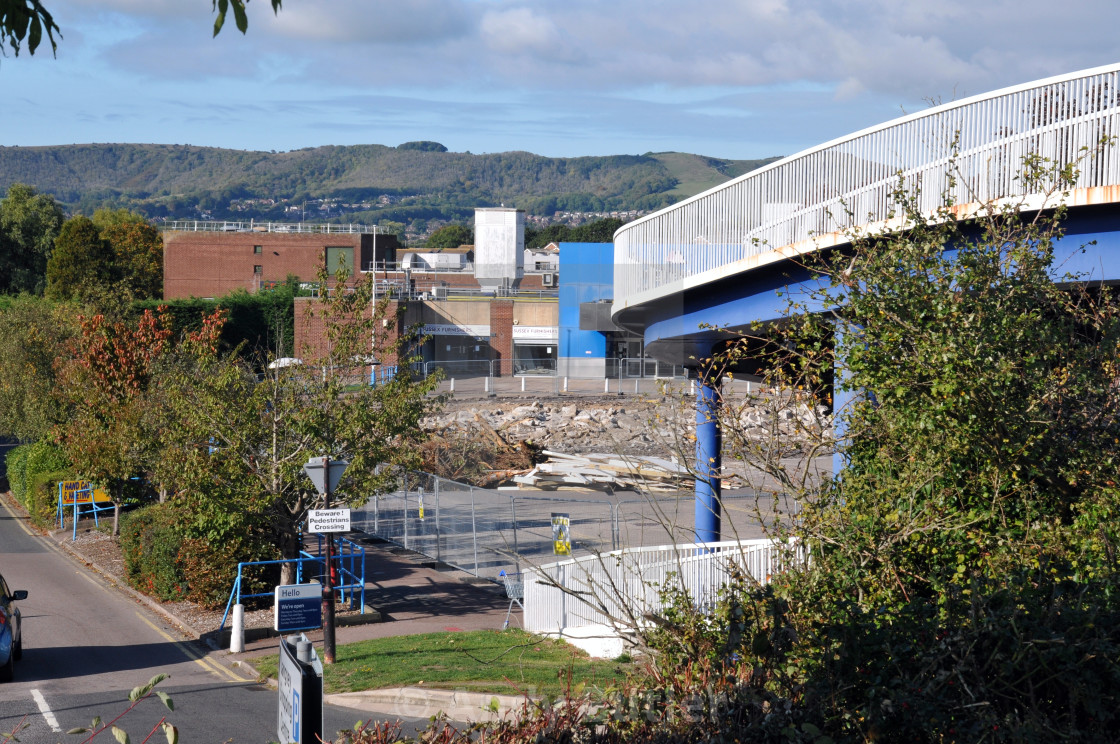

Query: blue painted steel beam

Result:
[695,372,722,543]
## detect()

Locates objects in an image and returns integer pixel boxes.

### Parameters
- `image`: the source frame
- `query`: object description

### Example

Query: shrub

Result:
[6,441,71,516]
[119,503,187,601]
[26,469,70,528]
[176,536,274,610]
[6,445,28,504]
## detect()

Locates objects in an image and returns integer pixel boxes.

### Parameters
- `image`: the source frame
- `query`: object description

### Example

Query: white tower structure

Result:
[474,207,525,292]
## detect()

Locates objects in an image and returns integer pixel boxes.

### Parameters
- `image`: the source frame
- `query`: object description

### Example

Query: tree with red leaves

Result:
[55,306,225,535]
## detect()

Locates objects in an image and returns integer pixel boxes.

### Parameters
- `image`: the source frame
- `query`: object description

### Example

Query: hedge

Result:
[119,502,188,602]
[6,441,72,527]
[134,283,296,363]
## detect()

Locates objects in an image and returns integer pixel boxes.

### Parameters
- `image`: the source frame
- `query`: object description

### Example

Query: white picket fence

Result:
[522,539,805,634]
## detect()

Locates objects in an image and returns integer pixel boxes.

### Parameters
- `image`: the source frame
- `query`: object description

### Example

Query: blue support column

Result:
[830,319,864,477]
[695,371,722,544]
[832,342,854,477]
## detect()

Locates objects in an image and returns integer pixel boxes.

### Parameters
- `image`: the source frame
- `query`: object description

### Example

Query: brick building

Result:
[162,221,398,299]
[164,219,561,377]
[161,218,636,380]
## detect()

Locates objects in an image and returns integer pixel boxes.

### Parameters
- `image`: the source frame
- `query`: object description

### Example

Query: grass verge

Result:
[253,629,634,698]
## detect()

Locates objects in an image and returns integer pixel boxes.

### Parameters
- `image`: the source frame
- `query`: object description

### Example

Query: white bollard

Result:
[690,379,696,396]
[604,378,609,393]
[563,377,569,392]
[450,378,455,393]
[635,379,639,394]
[231,604,245,653]
[521,376,526,392]
[484,377,490,393]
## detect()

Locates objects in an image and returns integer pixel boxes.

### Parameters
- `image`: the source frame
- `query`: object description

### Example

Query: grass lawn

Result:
[253,629,635,698]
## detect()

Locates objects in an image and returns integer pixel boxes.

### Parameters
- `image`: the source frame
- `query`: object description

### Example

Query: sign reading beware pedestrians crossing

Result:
[307,508,351,533]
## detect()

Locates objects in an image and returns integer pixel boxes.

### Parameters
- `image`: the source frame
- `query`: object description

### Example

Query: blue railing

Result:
[218,536,366,633]
[372,365,398,385]
[306,534,366,613]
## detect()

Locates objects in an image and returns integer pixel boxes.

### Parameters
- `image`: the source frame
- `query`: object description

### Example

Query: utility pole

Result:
[302,456,349,665]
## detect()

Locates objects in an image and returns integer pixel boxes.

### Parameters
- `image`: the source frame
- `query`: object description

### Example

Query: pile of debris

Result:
[512,450,692,493]
[419,413,543,487]
[421,398,671,457]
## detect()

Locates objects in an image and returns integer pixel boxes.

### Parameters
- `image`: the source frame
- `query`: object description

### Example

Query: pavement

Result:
[22,492,532,724]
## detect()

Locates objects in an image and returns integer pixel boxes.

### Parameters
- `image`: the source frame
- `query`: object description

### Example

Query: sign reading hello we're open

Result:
[274,582,323,633]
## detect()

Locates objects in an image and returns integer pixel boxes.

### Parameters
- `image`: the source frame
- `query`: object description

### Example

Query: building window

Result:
[254,245,263,254]
[325,246,355,275]
[254,265,263,274]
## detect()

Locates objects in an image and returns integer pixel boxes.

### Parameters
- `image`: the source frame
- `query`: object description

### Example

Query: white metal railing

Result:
[523,539,805,633]
[163,220,379,234]
[614,64,1120,307]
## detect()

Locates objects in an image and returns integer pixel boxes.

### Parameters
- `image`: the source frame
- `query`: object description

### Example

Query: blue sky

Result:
[3,0,1119,160]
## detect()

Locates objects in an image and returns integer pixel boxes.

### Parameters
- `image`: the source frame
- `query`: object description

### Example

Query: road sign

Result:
[307,508,351,533]
[274,582,323,633]
[59,480,111,504]
[302,458,349,495]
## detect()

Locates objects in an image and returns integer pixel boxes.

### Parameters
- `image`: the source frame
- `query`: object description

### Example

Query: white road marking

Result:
[30,689,62,733]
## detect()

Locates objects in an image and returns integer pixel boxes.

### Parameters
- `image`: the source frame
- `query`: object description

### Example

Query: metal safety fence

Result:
[413,357,687,380]
[350,472,782,584]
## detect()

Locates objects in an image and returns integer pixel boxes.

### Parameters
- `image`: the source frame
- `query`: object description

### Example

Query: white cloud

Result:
[479,8,557,53]
[272,1,473,45]
[10,0,1120,157]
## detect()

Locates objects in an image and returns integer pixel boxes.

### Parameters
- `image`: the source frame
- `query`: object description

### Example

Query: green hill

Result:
[0,143,780,228]
[648,152,780,199]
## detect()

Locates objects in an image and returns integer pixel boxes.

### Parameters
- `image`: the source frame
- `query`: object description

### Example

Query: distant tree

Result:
[525,217,627,249]
[378,220,406,237]
[90,207,146,232]
[0,295,75,441]
[100,219,164,300]
[397,141,448,153]
[525,224,570,250]
[44,215,114,302]
[571,217,624,243]
[0,182,64,295]
[426,223,472,250]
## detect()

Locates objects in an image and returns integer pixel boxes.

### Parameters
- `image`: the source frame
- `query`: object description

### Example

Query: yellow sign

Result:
[60,480,111,504]
[551,513,571,555]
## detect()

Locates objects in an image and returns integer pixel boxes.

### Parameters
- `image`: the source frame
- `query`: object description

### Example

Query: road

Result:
[0,496,415,743]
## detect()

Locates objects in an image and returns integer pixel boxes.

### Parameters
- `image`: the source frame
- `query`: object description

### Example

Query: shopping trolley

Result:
[499,569,524,630]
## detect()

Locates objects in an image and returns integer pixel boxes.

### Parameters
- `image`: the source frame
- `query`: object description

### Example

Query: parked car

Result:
[0,572,27,682]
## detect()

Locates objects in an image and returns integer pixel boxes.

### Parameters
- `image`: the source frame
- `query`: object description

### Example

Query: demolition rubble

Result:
[419,394,830,491]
